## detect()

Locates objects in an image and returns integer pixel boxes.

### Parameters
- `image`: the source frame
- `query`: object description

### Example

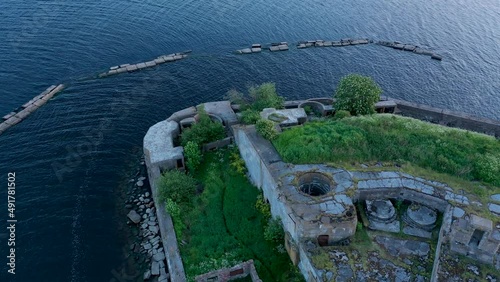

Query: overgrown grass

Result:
[176,148,303,282]
[274,114,500,188]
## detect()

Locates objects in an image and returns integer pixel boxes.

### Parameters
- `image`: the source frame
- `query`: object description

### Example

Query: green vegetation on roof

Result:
[273,114,500,189]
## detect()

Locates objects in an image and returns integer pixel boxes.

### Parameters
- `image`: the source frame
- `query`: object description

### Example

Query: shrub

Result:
[158,170,197,204]
[225,89,248,107]
[249,83,284,111]
[256,119,278,140]
[333,110,351,120]
[184,141,203,173]
[165,198,185,238]
[334,74,382,115]
[240,109,261,125]
[264,217,285,243]
[474,153,500,185]
[255,194,271,219]
[230,150,247,175]
[226,83,285,112]
[181,107,225,146]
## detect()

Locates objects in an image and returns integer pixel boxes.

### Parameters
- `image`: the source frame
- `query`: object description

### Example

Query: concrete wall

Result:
[145,163,186,282]
[356,188,448,213]
[431,205,453,282]
[195,260,262,282]
[232,125,299,241]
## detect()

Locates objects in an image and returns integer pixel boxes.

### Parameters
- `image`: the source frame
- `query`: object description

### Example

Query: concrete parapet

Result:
[166,106,197,123]
[145,164,187,282]
[298,100,326,116]
[143,120,184,171]
[202,101,239,126]
[392,98,500,137]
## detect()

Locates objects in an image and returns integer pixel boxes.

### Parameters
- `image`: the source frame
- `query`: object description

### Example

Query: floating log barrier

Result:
[236,42,289,53]
[269,42,289,52]
[0,84,65,135]
[297,38,370,49]
[235,44,262,54]
[431,54,443,61]
[98,51,190,78]
[376,41,442,60]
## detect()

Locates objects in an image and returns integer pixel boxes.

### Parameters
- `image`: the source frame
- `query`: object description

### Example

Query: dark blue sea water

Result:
[0,0,499,281]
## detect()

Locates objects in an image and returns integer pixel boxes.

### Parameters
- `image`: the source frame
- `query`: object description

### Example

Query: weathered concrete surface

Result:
[203,101,239,126]
[376,236,430,257]
[167,106,197,122]
[260,108,307,127]
[143,120,184,171]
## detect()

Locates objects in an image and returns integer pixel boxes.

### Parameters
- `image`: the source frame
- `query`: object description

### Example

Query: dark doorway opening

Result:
[318,235,329,247]
[469,229,485,248]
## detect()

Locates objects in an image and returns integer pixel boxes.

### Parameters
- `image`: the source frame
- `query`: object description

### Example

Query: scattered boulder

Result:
[143,270,151,280]
[127,210,141,224]
[153,252,165,262]
[151,261,160,275]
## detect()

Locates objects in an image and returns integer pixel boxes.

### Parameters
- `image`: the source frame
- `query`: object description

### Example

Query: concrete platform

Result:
[203,101,238,126]
[143,120,183,170]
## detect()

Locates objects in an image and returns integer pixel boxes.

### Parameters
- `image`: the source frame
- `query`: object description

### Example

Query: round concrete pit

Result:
[366,200,396,222]
[297,172,332,197]
[406,204,437,230]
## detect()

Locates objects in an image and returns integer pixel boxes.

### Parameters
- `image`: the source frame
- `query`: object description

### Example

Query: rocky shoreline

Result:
[125,157,170,282]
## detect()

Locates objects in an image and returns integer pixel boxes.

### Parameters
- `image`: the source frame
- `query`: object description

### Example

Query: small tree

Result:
[225,82,285,116]
[181,107,225,146]
[240,109,261,125]
[256,119,278,140]
[264,217,285,243]
[158,170,197,204]
[333,110,352,120]
[184,141,202,173]
[249,83,284,111]
[334,74,382,116]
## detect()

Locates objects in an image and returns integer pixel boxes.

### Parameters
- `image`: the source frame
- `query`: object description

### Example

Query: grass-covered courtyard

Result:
[168,148,303,282]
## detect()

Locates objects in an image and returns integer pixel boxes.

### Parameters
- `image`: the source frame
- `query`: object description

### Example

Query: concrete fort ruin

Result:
[143,97,500,281]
